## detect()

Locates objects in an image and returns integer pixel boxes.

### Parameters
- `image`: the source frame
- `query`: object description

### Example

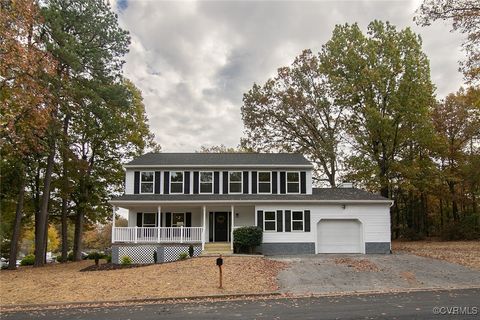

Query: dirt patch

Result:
[79,263,153,272]
[333,257,380,272]
[0,256,288,306]
[399,271,418,286]
[393,240,480,270]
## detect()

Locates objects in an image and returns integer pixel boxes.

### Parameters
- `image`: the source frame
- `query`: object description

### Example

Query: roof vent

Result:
[339,182,354,188]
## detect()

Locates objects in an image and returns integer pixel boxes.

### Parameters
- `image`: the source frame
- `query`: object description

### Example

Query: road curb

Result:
[0,292,282,312]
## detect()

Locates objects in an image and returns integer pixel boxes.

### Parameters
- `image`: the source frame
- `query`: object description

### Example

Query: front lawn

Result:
[392,240,480,270]
[0,256,287,306]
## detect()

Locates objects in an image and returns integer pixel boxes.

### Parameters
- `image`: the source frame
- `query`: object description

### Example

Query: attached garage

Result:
[317,219,363,253]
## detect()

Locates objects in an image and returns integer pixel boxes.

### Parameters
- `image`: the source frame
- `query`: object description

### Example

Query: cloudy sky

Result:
[112,0,466,152]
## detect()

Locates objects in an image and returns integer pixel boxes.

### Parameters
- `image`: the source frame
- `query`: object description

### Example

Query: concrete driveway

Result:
[270,253,480,294]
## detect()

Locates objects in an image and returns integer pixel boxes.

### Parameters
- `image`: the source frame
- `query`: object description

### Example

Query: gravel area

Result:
[393,240,480,270]
[271,253,480,295]
[0,256,287,306]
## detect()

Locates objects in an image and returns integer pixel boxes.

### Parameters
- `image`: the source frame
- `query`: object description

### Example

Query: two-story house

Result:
[110,153,392,264]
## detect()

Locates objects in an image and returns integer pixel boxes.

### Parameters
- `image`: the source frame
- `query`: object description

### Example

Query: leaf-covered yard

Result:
[0,256,287,306]
[393,241,480,270]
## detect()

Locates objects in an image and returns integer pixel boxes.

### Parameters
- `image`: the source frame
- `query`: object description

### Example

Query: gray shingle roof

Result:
[110,187,390,203]
[125,153,312,167]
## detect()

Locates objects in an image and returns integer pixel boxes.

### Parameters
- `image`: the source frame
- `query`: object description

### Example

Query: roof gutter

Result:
[109,199,394,205]
[123,164,314,169]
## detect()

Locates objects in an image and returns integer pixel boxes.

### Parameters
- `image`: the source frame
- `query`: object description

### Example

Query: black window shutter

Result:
[252,171,257,194]
[276,210,283,232]
[285,210,291,232]
[154,171,161,194]
[193,171,199,194]
[159,211,162,227]
[209,212,214,241]
[280,172,286,194]
[164,171,170,194]
[186,212,192,227]
[184,171,190,194]
[301,171,307,194]
[134,171,140,194]
[257,210,263,229]
[272,171,278,194]
[136,212,142,227]
[243,171,249,194]
[223,171,229,194]
[165,212,171,227]
[304,210,311,232]
[214,172,220,194]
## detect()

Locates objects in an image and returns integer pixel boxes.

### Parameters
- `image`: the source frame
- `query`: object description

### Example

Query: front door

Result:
[214,212,228,242]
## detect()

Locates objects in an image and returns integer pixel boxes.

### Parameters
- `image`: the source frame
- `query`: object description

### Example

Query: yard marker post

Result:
[216,254,224,289]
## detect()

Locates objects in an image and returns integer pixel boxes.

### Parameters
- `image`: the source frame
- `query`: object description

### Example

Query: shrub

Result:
[188,245,194,258]
[178,252,188,260]
[20,254,35,266]
[67,251,74,261]
[55,255,67,263]
[233,226,263,254]
[105,254,112,263]
[120,256,132,265]
[87,252,103,266]
[153,250,157,263]
[441,215,480,240]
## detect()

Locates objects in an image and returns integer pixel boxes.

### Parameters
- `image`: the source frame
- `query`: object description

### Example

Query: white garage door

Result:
[317,219,362,253]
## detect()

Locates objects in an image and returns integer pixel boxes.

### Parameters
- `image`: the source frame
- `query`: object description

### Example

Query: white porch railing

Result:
[113,227,204,244]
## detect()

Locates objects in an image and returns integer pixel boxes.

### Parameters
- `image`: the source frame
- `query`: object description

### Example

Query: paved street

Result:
[2,288,479,320]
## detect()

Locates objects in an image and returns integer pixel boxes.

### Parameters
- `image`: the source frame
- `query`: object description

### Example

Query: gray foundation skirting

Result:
[365,242,391,254]
[259,242,315,255]
[112,243,202,264]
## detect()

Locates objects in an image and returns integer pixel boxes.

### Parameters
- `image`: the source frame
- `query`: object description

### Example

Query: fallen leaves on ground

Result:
[393,240,480,270]
[332,258,380,272]
[0,256,288,306]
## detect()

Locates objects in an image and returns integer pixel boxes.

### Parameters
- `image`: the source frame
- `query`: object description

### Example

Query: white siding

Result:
[255,203,391,246]
[305,170,313,194]
[125,170,134,194]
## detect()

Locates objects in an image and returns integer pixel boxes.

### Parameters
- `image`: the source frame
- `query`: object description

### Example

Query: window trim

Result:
[199,171,214,194]
[140,171,154,194]
[228,171,243,194]
[141,212,157,227]
[263,210,277,232]
[170,171,184,194]
[286,171,301,194]
[257,171,272,194]
[291,210,305,232]
[172,212,186,227]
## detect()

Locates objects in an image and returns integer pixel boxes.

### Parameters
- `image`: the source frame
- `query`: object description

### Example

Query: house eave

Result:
[109,199,394,205]
[123,164,314,169]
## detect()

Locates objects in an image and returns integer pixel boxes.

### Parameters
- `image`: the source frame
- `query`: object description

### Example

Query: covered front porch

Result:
[111,204,256,251]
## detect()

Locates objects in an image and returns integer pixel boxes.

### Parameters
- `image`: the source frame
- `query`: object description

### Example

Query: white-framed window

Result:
[172,212,185,227]
[170,171,184,194]
[263,211,276,231]
[140,171,154,194]
[258,171,271,194]
[228,171,242,194]
[286,171,300,194]
[291,210,304,231]
[199,171,213,194]
[142,212,157,227]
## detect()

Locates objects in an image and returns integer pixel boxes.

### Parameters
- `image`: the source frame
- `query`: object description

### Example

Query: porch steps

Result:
[202,242,232,255]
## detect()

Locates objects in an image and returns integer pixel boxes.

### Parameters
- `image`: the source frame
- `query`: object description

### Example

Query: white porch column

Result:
[231,205,235,250]
[202,205,206,250]
[157,205,161,243]
[111,205,116,243]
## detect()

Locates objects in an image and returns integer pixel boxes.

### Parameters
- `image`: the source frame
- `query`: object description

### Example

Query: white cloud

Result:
[114,0,466,151]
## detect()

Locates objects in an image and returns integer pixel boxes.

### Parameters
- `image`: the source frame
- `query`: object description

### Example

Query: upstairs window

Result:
[229,171,242,193]
[292,210,304,231]
[140,171,154,194]
[200,171,213,193]
[264,211,276,231]
[287,172,300,193]
[170,171,184,194]
[258,171,271,193]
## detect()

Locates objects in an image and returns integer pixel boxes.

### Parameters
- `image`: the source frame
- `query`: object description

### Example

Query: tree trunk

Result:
[73,208,85,261]
[34,144,55,267]
[8,171,26,270]
[60,116,70,262]
[61,197,68,262]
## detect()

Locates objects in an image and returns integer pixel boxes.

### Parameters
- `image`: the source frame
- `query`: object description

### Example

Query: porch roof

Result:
[110,188,392,205]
